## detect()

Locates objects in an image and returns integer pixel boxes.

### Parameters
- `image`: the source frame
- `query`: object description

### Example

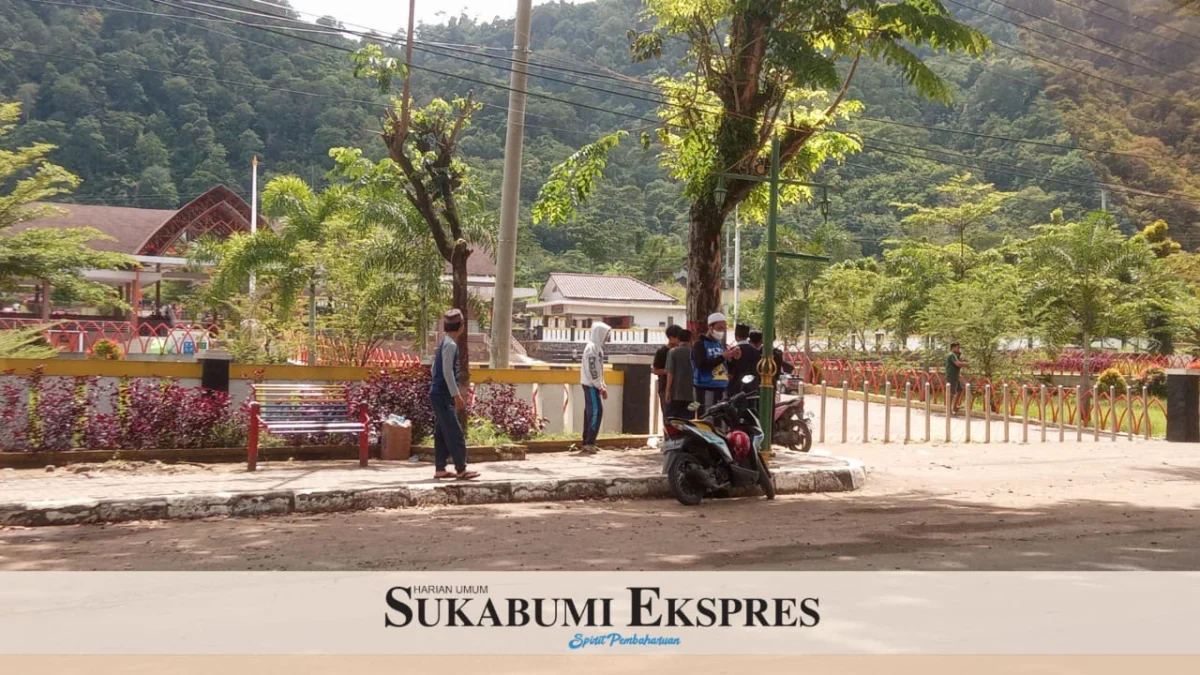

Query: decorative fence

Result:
[291,338,422,368]
[794,377,1165,445]
[0,317,222,357]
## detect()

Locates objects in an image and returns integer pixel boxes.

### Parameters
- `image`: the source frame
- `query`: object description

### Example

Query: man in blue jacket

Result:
[692,312,741,414]
[429,309,479,480]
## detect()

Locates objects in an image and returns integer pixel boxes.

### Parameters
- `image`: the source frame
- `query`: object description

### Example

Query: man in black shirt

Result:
[653,325,682,430]
[729,324,761,394]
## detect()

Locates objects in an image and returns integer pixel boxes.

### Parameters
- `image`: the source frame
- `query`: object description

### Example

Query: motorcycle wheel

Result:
[667,456,705,506]
[782,413,813,453]
[754,451,776,500]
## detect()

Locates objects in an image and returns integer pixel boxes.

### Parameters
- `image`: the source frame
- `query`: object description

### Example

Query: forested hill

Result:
[2,0,1199,286]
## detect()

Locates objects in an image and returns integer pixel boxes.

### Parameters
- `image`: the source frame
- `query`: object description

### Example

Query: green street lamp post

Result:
[713,136,832,456]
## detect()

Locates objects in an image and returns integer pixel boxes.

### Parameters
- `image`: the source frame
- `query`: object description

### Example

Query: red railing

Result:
[0,317,222,358]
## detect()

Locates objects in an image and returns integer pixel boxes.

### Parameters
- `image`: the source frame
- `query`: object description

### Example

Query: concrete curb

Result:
[0,459,865,528]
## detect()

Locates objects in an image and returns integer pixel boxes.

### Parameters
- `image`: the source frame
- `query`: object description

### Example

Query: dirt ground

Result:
[2,437,1199,571]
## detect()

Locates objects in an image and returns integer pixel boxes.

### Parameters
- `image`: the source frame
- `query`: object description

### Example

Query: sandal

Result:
[456,470,480,481]
[434,470,455,480]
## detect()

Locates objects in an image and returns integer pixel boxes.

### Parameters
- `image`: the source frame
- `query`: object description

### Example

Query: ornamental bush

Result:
[1096,367,1128,396]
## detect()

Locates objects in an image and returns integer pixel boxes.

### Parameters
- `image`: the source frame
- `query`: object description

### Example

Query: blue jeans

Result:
[582,386,603,446]
[431,394,467,472]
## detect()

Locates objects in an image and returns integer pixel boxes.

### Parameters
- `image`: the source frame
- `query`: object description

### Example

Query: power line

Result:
[1082,0,1200,47]
[79,0,1181,165]
[946,0,1191,87]
[971,0,1200,83]
[1048,0,1200,52]
[853,116,1155,160]
[990,38,1176,103]
[861,139,1200,206]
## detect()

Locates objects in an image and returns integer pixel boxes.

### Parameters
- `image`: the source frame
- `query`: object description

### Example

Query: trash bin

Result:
[381,417,412,461]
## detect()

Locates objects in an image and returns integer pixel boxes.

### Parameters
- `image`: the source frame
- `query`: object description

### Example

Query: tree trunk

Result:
[451,244,471,427]
[687,202,724,333]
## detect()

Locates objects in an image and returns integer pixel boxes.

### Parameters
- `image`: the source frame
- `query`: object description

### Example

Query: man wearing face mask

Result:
[691,312,741,415]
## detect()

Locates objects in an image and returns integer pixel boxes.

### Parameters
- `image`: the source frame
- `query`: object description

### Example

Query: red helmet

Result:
[728,430,752,460]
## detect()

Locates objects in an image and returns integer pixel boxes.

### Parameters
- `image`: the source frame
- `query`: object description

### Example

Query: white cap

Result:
[707,312,727,325]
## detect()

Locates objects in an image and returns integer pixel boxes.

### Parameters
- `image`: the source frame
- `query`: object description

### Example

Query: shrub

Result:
[90,339,122,360]
[1096,367,1127,396]
[470,381,546,441]
[347,367,435,443]
[1132,366,1167,399]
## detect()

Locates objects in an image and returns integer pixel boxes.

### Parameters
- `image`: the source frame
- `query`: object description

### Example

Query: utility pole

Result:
[399,0,416,139]
[489,0,534,368]
[733,206,740,326]
[1100,188,1108,212]
[249,155,258,296]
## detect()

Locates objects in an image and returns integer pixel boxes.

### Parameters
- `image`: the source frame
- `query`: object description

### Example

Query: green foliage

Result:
[532,131,628,226]
[1096,367,1128,396]
[812,265,881,351]
[917,263,1024,380]
[0,322,58,359]
[90,338,122,361]
[0,101,134,305]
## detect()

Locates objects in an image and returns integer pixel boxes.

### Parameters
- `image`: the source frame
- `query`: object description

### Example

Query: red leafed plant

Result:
[469,380,546,441]
[346,366,435,442]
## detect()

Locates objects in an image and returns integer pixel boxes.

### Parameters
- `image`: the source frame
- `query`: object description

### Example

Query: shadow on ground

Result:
[2,490,1197,571]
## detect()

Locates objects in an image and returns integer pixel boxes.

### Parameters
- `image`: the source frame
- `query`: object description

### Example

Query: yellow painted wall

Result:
[0,359,624,386]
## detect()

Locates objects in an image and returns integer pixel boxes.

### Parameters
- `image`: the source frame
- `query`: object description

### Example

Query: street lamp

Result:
[712,137,833,458]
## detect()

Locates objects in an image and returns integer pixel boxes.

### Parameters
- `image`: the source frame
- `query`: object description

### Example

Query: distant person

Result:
[653,325,683,431]
[429,309,479,480]
[945,342,969,414]
[664,329,695,423]
[692,313,740,414]
[579,322,611,453]
[164,303,177,328]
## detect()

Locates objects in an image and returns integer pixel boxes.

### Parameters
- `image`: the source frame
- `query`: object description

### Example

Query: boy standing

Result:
[429,309,479,480]
[580,322,611,453]
[664,329,695,423]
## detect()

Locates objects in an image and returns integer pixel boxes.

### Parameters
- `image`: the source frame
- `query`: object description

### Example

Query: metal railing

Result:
[803,378,1163,444]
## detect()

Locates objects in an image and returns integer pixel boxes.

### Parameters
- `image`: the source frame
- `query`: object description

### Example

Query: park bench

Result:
[247,383,369,471]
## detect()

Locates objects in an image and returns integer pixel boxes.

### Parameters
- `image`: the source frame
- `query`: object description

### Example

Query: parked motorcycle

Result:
[773,375,813,453]
[661,375,775,506]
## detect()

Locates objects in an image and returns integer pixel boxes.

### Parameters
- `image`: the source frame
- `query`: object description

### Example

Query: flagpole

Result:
[249,155,258,296]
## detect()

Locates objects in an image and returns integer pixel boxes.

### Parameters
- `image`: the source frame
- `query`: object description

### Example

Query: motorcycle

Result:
[661,375,775,506]
[773,374,814,453]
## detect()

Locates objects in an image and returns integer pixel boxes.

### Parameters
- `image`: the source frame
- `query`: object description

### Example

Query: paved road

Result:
[3,432,1198,571]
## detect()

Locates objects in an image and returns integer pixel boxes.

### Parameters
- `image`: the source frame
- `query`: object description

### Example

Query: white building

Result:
[527,273,685,330]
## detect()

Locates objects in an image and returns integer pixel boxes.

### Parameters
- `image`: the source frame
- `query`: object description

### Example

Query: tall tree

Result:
[918,263,1023,381]
[353,45,488,391]
[0,101,132,309]
[625,0,988,328]
[892,173,1017,279]
[1020,210,1146,394]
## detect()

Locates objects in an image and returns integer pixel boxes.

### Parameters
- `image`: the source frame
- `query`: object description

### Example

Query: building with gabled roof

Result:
[527,272,684,330]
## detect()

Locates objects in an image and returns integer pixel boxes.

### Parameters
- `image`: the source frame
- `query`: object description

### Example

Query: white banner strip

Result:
[1,572,1198,655]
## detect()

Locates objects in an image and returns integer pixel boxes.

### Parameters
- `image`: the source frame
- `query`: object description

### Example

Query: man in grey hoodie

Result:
[579,322,611,453]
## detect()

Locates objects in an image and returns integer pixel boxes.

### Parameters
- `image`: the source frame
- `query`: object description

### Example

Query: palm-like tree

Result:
[205,176,349,364]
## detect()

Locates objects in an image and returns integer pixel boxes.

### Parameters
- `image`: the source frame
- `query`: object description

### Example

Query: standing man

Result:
[580,322,611,453]
[429,309,479,480]
[727,324,757,392]
[664,329,694,423]
[692,313,740,414]
[945,342,969,414]
[653,325,683,431]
